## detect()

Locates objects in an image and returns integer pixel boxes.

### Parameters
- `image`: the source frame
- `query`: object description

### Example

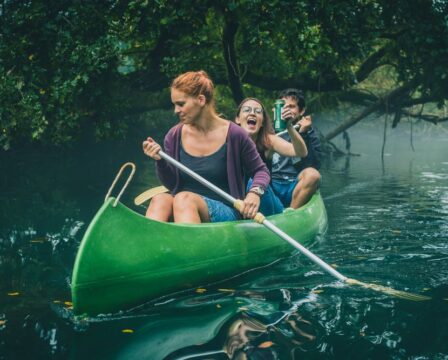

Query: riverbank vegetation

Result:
[1,0,447,150]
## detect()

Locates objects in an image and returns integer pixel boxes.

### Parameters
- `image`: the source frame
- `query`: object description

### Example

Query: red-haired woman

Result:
[143,71,270,223]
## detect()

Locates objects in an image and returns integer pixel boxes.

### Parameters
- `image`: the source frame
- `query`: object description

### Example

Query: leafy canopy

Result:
[1,0,447,149]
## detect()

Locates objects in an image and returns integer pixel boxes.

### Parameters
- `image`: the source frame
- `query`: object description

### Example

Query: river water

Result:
[1,123,447,359]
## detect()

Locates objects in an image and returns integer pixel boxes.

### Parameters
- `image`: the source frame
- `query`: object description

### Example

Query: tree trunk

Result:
[222,14,244,104]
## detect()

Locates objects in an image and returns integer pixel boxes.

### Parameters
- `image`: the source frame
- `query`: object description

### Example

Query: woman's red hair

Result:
[171,70,215,104]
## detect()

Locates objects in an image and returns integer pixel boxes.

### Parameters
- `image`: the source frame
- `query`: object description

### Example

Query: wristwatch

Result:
[249,186,265,196]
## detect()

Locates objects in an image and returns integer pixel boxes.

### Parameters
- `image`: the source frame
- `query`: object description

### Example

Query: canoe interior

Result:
[71,193,327,315]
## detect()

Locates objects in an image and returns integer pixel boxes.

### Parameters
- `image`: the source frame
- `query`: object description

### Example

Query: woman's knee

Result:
[173,191,201,211]
[150,193,174,208]
[146,193,173,220]
[173,192,209,222]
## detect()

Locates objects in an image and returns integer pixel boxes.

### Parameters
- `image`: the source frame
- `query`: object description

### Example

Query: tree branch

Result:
[355,45,389,83]
[324,81,416,140]
[243,71,343,92]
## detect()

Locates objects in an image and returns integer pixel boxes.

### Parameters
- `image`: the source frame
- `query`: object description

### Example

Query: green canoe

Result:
[71,192,328,315]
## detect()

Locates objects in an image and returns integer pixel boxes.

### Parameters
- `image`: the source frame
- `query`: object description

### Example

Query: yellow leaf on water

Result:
[53,300,61,304]
[0,320,6,325]
[7,292,20,296]
[238,307,249,311]
[64,301,73,306]
[312,289,324,294]
[216,304,221,308]
[331,264,338,268]
[258,341,274,349]
[28,54,34,61]
[39,89,46,95]
[122,329,134,333]
[195,288,207,293]
[218,288,235,292]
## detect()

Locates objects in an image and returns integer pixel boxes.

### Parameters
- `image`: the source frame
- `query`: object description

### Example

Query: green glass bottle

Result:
[273,99,286,132]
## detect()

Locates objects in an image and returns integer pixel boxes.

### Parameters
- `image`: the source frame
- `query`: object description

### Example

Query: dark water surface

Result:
[1,126,447,359]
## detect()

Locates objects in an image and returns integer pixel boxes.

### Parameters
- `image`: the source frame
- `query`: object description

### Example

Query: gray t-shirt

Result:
[271,132,301,181]
[271,126,322,181]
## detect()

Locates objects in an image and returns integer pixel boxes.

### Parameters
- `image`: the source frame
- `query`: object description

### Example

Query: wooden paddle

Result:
[134,185,169,205]
[154,149,430,301]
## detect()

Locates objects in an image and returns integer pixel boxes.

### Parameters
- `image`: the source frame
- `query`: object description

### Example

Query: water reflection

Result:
[167,310,317,360]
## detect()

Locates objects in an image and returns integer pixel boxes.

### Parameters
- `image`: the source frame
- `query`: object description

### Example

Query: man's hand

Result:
[281,107,295,122]
[298,115,312,133]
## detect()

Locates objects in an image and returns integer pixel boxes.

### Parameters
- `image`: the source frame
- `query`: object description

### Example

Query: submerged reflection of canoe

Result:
[71,193,327,315]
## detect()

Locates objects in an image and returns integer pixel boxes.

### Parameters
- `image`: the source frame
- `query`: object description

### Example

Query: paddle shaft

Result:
[158,150,347,282]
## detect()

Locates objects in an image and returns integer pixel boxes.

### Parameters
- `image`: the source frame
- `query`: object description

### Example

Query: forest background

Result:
[1,0,447,151]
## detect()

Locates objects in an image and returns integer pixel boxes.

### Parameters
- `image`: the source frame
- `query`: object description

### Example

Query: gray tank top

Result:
[179,143,229,201]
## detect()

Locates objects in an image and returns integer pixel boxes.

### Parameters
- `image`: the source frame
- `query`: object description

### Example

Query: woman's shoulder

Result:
[228,121,249,139]
[165,123,183,138]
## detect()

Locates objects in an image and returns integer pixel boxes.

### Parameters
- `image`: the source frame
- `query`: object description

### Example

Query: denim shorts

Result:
[202,196,240,223]
[271,179,299,208]
[246,179,284,216]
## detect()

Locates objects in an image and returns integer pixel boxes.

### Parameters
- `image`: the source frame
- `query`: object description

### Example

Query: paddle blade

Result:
[134,185,169,205]
[345,278,431,301]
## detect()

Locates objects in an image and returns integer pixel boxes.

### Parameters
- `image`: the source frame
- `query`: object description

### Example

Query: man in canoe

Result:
[143,70,270,223]
[271,88,322,209]
[234,97,308,215]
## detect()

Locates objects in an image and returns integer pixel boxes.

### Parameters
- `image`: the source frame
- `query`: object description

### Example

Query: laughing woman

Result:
[143,71,270,223]
[234,98,308,215]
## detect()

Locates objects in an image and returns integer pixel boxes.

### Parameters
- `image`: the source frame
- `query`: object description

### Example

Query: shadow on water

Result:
[1,126,448,359]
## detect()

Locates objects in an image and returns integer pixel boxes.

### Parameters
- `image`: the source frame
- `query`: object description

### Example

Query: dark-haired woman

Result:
[235,98,308,215]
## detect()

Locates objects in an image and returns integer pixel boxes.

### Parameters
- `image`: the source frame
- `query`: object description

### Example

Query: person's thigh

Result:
[202,197,240,222]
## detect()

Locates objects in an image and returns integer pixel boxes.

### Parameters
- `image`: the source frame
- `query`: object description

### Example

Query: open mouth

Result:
[247,119,257,126]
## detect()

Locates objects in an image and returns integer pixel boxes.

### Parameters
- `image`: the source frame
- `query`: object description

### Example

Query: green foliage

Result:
[1,0,447,149]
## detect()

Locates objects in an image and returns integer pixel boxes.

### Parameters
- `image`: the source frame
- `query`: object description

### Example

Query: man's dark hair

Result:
[278,88,306,110]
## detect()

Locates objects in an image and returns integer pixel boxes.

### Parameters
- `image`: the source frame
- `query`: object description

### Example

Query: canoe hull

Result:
[71,193,327,315]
